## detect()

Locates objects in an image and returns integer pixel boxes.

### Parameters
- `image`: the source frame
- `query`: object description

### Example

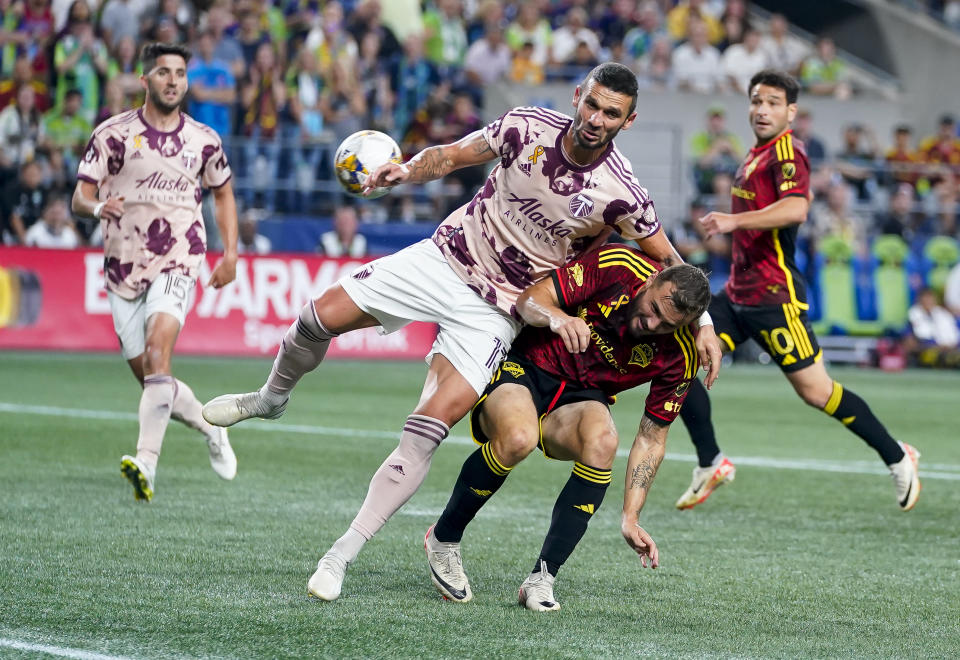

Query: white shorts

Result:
[108,272,196,360]
[339,239,521,395]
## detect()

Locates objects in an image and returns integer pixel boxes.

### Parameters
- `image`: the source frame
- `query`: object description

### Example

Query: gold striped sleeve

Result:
[673,327,698,380]
[598,248,656,281]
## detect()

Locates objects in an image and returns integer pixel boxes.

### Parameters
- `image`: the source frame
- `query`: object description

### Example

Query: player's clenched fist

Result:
[549,313,591,353]
[698,211,738,237]
[620,519,659,568]
[100,196,125,223]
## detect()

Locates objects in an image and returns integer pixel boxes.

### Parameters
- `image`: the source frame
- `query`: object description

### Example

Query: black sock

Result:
[536,463,611,577]
[434,443,511,543]
[678,378,721,468]
[822,382,904,465]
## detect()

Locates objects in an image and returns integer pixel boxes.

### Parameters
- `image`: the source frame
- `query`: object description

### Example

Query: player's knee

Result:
[490,429,538,466]
[797,382,831,409]
[581,429,618,468]
[142,342,171,375]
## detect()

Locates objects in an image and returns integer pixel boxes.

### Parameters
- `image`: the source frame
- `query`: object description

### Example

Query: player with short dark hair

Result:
[424,246,710,610]
[71,42,240,501]
[201,62,723,601]
[674,68,921,511]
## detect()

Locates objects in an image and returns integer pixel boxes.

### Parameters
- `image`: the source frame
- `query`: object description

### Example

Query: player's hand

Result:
[549,314,591,353]
[699,211,738,237]
[362,162,410,195]
[694,324,722,389]
[207,254,237,289]
[99,196,125,223]
[621,518,659,568]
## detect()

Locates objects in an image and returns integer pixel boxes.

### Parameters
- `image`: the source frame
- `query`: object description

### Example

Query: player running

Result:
[424,246,710,611]
[674,69,920,511]
[201,63,722,600]
[72,43,240,502]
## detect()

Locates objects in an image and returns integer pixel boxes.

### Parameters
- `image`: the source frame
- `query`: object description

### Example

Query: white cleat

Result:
[889,442,921,511]
[202,391,287,427]
[120,455,155,502]
[518,561,560,612]
[424,525,473,603]
[675,457,736,510]
[206,426,237,480]
[308,551,351,601]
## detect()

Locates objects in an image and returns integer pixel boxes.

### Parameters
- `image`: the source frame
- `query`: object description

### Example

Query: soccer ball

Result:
[334,130,403,200]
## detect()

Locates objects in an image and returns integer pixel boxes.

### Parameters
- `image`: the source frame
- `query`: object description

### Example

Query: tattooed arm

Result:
[620,414,669,568]
[363,130,497,193]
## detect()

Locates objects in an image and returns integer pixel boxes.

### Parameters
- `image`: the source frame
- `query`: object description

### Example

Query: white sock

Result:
[136,374,175,472]
[170,378,216,441]
[261,302,335,408]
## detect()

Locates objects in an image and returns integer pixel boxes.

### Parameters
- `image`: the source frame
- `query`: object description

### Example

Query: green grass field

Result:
[0,351,957,659]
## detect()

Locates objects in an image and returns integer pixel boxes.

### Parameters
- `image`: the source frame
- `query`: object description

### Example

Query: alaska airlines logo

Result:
[135,171,190,192]
[506,193,573,238]
[628,344,653,367]
[569,192,594,218]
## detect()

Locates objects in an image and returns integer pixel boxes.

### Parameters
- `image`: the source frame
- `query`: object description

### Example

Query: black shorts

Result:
[470,354,608,458]
[710,290,822,372]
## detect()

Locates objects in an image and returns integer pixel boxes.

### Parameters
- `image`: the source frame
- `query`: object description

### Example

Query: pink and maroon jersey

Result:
[433,106,662,318]
[725,129,810,307]
[77,108,232,299]
[511,245,699,425]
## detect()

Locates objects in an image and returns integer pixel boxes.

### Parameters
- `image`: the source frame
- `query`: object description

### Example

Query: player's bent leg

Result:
[674,379,736,509]
[786,362,919,509]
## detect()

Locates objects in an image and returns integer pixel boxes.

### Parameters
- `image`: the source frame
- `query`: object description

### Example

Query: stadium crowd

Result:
[2,0,960,359]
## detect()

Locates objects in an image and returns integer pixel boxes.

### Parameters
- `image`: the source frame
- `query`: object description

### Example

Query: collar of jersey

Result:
[138,107,185,137]
[555,119,615,173]
[750,128,793,155]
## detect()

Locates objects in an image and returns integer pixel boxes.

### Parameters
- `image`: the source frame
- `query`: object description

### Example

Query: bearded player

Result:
[72,43,240,502]
[425,247,710,611]
[201,63,722,600]
[674,69,920,511]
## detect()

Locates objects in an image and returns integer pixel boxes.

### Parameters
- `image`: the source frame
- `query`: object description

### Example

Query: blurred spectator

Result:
[21,0,55,73]
[672,18,723,94]
[464,22,511,87]
[510,39,544,85]
[721,26,768,95]
[930,178,958,235]
[807,182,866,253]
[793,109,826,166]
[23,194,78,247]
[551,7,599,66]
[884,124,921,188]
[207,5,244,79]
[465,0,504,44]
[285,43,326,211]
[710,171,734,213]
[51,0,99,33]
[188,29,237,139]
[506,0,553,68]
[622,1,666,64]
[95,78,126,125]
[142,0,191,45]
[237,8,271,70]
[0,85,42,176]
[347,0,400,62]
[760,13,806,75]
[670,196,731,281]
[355,30,394,131]
[390,34,439,136]
[636,34,673,91]
[2,159,49,244]
[240,41,286,210]
[718,0,750,49]
[282,0,320,46]
[1,0,31,77]
[306,1,358,85]
[423,0,467,70]
[800,36,851,99]
[905,288,960,368]
[320,61,366,146]
[918,114,960,177]
[237,208,272,255]
[255,0,289,64]
[53,9,107,122]
[594,0,637,52]
[319,205,366,257]
[41,87,90,168]
[0,53,51,112]
[690,105,743,195]
[440,92,484,212]
[99,0,138,49]
[377,0,424,45]
[944,260,960,316]
[666,0,723,44]
[876,183,936,242]
[105,35,143,103]
[835,123,879,201]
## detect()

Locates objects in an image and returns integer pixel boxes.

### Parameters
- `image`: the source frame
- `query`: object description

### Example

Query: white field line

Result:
[0,638,135,660]
[2,401,959,480]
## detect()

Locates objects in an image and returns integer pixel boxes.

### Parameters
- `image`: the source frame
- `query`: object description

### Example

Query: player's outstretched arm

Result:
[208,180,238,289]
[700,195,809,236]
[363,130,497,194]
[71,180,124,224]
[621,414,667,568]
[516,278,591,353]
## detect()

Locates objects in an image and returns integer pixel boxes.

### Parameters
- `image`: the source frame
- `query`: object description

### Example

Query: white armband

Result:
[93,202,106,219]
[697,311,713,328]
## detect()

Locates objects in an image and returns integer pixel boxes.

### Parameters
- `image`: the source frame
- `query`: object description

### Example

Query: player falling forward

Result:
[674,69,920,511]
[72,43,240,502]
[202,62,722,600]
[425,247,710,611]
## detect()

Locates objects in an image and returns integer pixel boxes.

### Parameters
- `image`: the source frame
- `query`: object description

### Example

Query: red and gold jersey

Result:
[725,129,810,307]
[510,245,699,424]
